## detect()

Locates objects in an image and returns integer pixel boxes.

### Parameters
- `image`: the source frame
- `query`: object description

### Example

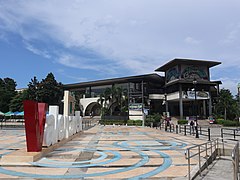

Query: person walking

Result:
[190,120,194,134]
[194,120,199,138]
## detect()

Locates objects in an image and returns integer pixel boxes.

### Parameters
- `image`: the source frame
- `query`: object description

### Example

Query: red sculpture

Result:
[24,100,47,152]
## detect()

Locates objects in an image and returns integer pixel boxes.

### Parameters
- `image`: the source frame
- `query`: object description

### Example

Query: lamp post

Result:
[193,78,199,138]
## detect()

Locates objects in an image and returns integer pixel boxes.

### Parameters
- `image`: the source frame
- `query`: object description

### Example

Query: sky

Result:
[0,0,240,95]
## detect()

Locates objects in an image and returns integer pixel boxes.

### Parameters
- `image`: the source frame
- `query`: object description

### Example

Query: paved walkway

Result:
[195,157,234,180]
[0,125,223,179]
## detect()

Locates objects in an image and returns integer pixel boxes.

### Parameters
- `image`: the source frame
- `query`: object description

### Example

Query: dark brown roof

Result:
[155,58,221,72]
[63,73,164,90]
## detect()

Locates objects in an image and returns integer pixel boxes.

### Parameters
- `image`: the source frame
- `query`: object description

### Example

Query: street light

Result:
[193,78,199,138]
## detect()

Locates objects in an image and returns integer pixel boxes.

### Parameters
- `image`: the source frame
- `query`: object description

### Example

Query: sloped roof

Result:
[63,73,164,90]
[155,58,221,72]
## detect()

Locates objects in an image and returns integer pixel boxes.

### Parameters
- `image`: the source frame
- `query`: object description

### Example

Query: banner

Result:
[187,91,209,99]
[129,103,143,111]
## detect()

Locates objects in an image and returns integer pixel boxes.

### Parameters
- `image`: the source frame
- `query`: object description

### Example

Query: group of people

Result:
[190,120,199,137]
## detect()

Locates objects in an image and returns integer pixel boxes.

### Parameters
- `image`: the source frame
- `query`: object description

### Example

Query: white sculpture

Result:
[58,115,65,141]
[43,105,84,147]
[43,115,55,147]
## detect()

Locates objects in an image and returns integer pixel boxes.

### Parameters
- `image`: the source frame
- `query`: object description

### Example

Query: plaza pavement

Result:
[0,125,219,179]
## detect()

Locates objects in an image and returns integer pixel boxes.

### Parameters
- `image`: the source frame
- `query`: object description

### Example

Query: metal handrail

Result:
[232,141,239,180]
[199,127,211,141]
[179,125,193,135]
[185,139,219,180]
[159,123,174,132]
[221,128,240,141]
[82,119,96,130]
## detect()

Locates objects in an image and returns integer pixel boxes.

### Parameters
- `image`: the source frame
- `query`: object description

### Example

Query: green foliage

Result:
[177,120,188,124]
[145,113,162,126]
[0,73,63,113]
[9,90,28,112]
[216,119,239,127]
[26,73,63,106]
[98,85,128,116]
[152,113,162,122]
[0,78,17,112]
[26,76,39,101]
[74,91,82,111]
[214,89,240,120]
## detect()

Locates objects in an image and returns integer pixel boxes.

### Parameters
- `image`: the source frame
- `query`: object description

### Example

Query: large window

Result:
[91,85,112,97]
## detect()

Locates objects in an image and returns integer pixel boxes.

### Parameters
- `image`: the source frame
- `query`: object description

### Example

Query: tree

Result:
[98,85,128,116]
[25,73,63,106]
[215,89,239,120]
[26,76,39,101]
[0,78,17,112]
[9,90,28,112]
[98,87,112,116]
[37,73,63,106]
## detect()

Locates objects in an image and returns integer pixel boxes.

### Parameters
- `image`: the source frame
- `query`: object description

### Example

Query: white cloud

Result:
[0,32,8,42]
[56,69,89,82]
[218,77,239,96]
[184,37,201,45]
[24,41,51,59]
[57,53,119,75]
[0,0,240,88]
[222,24,240,44]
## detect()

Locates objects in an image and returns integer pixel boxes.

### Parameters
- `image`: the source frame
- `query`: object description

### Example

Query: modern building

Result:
[63,58,221,120]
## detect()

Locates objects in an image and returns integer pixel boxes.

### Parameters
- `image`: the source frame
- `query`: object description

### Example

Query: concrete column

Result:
[64,90,70,116]
[165,101,169,113]
[209,94,212,116]
[203,100,206,119]
[179,85,183,120]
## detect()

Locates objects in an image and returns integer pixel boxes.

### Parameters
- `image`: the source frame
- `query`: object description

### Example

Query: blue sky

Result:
[0,0,240,95]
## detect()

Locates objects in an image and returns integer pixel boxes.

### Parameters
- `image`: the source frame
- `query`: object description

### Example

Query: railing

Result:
[159,123,174,132]
[0,118,24,129]
[157,124,212,141]
[178,125,193,135]
[232,141,239,180]
[221,128,240,141]
[101,115,128,120]
[185,139,219,180]
[82,119,96,130]
[199,127,211,141]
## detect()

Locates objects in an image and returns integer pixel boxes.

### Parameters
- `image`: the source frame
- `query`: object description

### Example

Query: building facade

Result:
[63,58,221,120]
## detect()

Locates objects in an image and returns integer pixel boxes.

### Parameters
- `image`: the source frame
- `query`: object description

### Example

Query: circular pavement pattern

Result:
[0,128,187,179]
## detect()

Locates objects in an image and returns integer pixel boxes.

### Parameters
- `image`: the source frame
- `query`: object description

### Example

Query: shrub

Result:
[177,120,188,125]
[135,120,142,126]
[145,113,162,127]
[127,120,135,126]
[152,113,162,122]
[216,119,239,127]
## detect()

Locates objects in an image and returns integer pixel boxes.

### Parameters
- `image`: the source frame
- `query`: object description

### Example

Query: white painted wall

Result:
[63,90,75,116]
[129,110,144,120]
[167,92,180,101]
[80,97,100,115]
[149,94,165,100]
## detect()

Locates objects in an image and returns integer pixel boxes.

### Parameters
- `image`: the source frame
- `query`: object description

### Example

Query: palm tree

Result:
[215,89,235,120]
[97,87,112,116]
[98,85,128,116]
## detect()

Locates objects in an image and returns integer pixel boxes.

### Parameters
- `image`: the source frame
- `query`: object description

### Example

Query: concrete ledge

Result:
[0,131,83,165]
